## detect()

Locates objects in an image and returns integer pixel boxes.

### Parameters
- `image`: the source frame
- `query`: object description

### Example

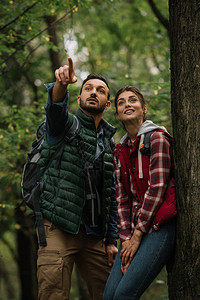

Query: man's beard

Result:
[79,97,107,115]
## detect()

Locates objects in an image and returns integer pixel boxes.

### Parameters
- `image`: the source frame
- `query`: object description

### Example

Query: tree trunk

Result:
[44,15,61,75]
[15,209,38,300]
[0,256,15,299]
[168,1,200,299]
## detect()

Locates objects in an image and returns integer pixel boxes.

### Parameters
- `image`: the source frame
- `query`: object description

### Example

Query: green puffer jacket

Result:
[39,108,116,237]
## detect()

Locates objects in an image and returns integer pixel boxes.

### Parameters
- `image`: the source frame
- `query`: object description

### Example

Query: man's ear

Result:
[105,100,111,110]
[77,96,81,105]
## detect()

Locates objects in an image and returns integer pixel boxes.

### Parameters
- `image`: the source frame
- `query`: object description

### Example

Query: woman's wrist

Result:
[132,229,143,242]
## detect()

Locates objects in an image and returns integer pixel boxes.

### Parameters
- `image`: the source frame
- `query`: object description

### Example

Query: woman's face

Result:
[116,90,147,124]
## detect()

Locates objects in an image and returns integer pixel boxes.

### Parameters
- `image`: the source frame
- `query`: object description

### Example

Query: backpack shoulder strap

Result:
[36,114,80,145]
[138,130,157,179]
[64,115,81,143]
[36,121,46,139]
[139,130,157,156]
[52,115,81,169]
[138,129,167,178]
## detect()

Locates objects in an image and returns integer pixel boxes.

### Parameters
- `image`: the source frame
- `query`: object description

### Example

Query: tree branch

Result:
[147,0,170,35]
[21,43,41,68]
[0,1,40,32]
[0,8,73,69]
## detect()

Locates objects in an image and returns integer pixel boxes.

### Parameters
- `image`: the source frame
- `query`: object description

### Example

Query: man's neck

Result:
[80,108,103,130]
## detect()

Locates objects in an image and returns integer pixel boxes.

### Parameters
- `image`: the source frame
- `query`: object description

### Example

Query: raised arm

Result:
[45,57,77,144]
[52,57,77,103]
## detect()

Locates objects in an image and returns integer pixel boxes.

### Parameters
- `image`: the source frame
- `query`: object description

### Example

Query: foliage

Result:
[0,0,170,105]
[0,94,46,238]
[0,0,87,106]
[71,0,170,83]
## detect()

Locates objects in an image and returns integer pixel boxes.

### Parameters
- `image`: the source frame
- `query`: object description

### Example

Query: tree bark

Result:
[168,1,200,299]
[15,209,38,300]
[44,15,61,75]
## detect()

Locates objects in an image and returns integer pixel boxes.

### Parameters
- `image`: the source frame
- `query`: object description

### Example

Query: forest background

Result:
[0,0,173,299]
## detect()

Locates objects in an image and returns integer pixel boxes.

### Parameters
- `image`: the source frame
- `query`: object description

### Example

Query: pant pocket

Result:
[37,250,63,291]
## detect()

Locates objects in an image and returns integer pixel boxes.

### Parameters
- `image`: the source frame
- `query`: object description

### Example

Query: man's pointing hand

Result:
[55,57,77,85]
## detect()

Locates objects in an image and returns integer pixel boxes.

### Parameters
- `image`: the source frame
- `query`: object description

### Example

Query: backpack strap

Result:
[40,115,81,171]
[54,115,81,169]
[76,134,101,227]
[32,181,47,246]
[138,134,145,179]
[138,130,157,179]
[64,115,81,143]
[36,121,46,139]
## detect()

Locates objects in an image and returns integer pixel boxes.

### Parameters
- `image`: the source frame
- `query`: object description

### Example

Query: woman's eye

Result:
[130,98,136,103]
[118,101,124,106]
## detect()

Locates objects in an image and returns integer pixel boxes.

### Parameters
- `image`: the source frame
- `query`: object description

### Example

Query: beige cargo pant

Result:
[37,219,111,300]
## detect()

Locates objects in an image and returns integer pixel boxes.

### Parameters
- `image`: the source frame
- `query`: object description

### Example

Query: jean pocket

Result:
[37,250,63,291]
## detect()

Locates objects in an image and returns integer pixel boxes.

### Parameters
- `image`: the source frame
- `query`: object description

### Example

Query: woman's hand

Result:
[120,229,143,274]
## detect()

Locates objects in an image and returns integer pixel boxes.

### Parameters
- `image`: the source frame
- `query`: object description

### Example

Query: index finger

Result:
[68,57,74,73]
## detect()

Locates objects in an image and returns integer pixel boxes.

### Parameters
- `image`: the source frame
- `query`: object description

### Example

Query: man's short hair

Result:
[80,73,110,100]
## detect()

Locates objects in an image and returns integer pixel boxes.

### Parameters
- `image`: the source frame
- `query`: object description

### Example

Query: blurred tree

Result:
[71,0,170,84]
[44,15,61,74]
[168,0,200,298]
[15,208,38,300]
[0,256,15,299]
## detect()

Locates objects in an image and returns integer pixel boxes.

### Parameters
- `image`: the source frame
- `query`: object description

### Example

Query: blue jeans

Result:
[103,220,175,300]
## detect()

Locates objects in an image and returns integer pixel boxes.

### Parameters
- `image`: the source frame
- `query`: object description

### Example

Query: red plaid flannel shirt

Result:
[114,131,172,242]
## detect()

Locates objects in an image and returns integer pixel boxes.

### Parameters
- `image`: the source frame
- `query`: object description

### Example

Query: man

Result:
[37,57,118,300]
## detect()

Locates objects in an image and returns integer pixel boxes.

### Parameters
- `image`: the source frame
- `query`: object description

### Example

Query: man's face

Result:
[78,79,110,115]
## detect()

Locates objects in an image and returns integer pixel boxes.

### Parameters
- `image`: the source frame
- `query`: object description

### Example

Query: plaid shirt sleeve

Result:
[135,131,171,233]
[114,155,132,242]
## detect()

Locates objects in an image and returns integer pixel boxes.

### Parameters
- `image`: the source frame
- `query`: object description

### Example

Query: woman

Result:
[103,86,176,300]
